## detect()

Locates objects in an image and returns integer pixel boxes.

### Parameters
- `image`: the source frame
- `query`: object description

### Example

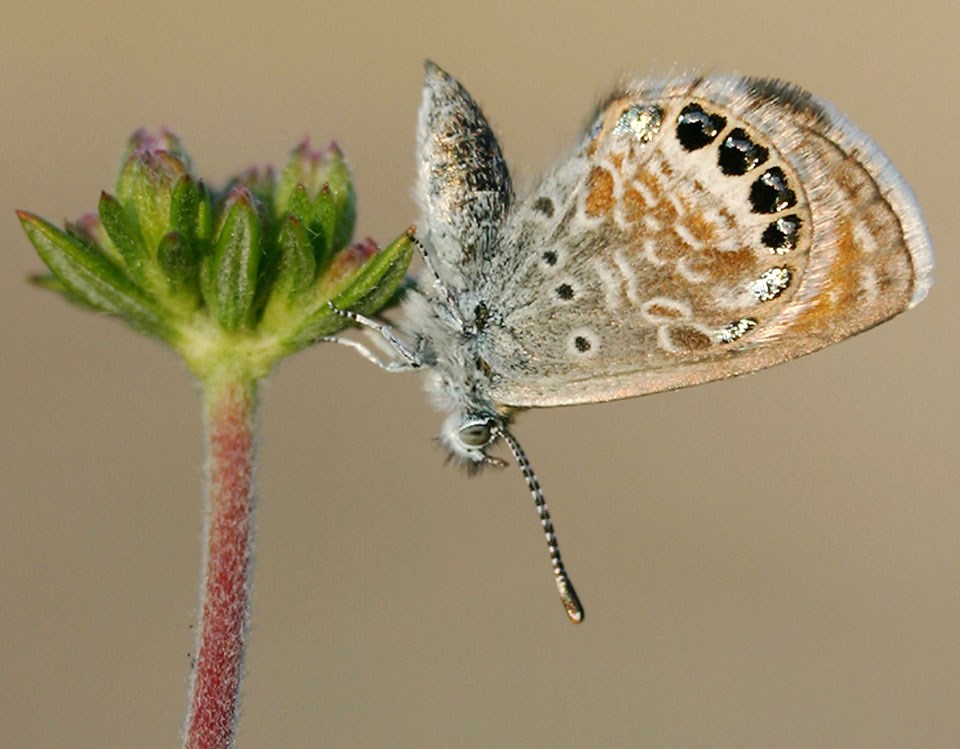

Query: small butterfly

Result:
[329,61,934,622]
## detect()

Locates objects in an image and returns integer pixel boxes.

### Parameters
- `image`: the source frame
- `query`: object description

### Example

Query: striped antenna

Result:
[498,426,584,623]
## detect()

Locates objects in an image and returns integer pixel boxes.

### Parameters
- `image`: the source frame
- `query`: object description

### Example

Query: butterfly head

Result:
[439,411,507,470]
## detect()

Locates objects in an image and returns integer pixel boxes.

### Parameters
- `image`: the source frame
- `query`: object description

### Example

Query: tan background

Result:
[2,1,958,747]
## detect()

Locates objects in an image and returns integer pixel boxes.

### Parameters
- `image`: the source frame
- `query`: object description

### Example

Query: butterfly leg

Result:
[320,335,419,372]
[326,301,424,368]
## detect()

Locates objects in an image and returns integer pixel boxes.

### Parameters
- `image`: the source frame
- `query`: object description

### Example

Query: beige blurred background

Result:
[2,1,957,747]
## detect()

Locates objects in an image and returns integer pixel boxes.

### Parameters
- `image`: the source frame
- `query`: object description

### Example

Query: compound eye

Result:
[458,421,493,448]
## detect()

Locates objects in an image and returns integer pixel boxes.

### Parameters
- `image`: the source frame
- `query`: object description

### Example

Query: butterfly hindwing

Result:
[477,75,933,407]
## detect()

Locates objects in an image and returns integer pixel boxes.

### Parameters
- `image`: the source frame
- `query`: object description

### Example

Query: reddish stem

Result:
[184,379,257,749]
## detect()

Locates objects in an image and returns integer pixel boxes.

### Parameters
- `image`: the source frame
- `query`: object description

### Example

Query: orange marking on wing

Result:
[703,245,760,280]
[821,222,864,309]
[718,206,738,229]
[669,325,713,351]
[650,192,678,227]
[622,187,648,223]
[790,220,875,335]
[646,303,686,319]
[585,166,614,217]
[637,170,665,202]
[682,208,719,246]
[658,154,675,179]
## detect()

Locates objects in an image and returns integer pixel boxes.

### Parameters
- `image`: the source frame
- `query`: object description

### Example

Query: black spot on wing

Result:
[718,128,769,175]
[676,103,727,151]
[762,214,801,252]
[750,167,797,214]
[533,196,555,217]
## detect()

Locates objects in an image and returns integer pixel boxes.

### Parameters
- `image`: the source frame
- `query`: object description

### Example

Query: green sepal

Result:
[274,149,304,218]
[18,211,169,338]
[157,231,200,306]
[330,232,412,315]
[170,175,200,239]
[311,185,337,265]
[196,181,213,244]
[284,229,414,350]
[165,177,202,307]
[204,188,262,331]
[98,192,147,282]
[321,150,356,256]
[285,183,312,225]
[273,214,317,302]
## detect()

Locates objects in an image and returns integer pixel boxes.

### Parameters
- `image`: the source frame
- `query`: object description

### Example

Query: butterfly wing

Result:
[479,75,934,408]
[416,61,513,288]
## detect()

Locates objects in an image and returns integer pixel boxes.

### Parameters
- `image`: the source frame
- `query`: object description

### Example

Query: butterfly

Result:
[328,61,934,622]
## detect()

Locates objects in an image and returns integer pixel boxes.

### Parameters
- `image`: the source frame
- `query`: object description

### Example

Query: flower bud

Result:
[116,129,192,259]
[276,140,356,266]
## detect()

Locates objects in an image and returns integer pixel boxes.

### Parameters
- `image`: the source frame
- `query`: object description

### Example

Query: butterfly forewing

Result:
[481,76,933,407]
[417,62,513,287]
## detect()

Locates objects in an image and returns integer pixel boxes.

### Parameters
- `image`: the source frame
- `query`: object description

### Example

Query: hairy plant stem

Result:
[184,376,258,749]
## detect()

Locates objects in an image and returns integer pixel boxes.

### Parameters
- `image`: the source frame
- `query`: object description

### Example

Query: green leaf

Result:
[206,189,262,331]
[284,229,414,349]
[99,192,147,282]
[18,211,169,338]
